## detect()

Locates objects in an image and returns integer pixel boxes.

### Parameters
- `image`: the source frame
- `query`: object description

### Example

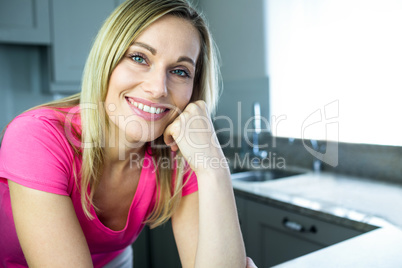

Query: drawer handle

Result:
[282,218,317,233]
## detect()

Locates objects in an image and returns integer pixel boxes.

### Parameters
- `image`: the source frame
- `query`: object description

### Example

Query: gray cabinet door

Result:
[244,199,362,267]
[49,0,121,93]
[248,219,323,267]
[0,0,50,44]
[245,200,324,267]
[132,221,181,268]
[149,220,181,268]
[235,194,248,245]
[132,226,151,268]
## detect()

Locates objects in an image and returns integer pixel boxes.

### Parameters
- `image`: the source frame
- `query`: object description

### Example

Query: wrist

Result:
[192,153,231,177]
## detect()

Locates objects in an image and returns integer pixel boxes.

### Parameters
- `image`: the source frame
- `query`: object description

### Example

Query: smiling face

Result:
[105,15,201,144]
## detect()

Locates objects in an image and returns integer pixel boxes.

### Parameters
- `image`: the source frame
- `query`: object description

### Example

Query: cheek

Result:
[176,86,194,110]
[105,70,122,105]
[108,63,139,94]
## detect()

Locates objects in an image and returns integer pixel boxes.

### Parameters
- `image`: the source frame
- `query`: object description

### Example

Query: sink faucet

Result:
[310,139,323,172]
[252,102,268,159]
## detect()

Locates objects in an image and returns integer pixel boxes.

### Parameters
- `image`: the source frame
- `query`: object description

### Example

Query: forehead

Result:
[133,15,201,61]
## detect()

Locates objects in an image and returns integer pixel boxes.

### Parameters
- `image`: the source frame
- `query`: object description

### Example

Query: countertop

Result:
[231,171,402,267]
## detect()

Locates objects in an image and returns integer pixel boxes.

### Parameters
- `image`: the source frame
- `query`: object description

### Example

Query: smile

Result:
[125,97,171,121]
[127,99,166,114]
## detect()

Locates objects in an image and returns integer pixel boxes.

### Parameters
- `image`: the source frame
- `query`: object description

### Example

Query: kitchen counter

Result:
[274,225,402,267]
[231,171,402,267]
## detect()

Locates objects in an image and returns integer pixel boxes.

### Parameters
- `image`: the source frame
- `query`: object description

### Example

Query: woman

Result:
[0,0,256,267]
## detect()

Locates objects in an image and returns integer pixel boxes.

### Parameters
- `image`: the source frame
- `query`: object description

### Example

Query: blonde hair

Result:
[34,0,220,228]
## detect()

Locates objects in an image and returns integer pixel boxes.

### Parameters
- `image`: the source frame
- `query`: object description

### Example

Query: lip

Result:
[125,96,172,121]
[126,97,172,109]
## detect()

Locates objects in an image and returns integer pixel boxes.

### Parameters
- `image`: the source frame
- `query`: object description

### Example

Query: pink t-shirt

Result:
[0,107,198,267]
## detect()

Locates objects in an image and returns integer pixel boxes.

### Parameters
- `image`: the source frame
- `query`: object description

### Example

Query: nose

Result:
[143,68,168,98]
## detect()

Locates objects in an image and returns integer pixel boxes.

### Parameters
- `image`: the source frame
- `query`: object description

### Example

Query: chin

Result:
[125,127,164,144]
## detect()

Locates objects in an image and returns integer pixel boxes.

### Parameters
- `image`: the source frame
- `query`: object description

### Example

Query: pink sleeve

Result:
[181,167,198,196]
[0,115,74,196]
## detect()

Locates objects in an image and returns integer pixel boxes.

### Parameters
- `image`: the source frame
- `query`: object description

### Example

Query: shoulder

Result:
[5,108,61,141]
[5,106,81,144]
[0,106,81,195]
[12,106,81,128]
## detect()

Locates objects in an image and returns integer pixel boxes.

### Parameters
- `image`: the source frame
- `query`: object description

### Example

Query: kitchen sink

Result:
[231,169,304,182]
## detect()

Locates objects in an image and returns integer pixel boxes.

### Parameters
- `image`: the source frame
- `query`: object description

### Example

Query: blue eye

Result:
[132,55,145,64]
[172,69,189,77]
[128,53,147,64]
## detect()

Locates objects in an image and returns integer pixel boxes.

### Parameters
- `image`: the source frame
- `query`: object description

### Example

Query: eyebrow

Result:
[133,42,157,55]
[177,56,196,67]
[132,42,196,67]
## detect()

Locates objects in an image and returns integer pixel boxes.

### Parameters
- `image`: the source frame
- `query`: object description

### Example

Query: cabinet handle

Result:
[282,217,317,233]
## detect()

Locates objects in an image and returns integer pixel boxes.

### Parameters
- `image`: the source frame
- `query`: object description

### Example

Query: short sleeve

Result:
[181,167,198,196]
[0,115,74,196]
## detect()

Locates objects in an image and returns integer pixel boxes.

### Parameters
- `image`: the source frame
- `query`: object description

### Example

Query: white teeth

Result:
[127,98,165,114]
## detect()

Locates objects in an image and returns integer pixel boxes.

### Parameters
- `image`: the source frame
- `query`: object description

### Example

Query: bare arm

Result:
[172,192,199,268]
[172,175,245,268]
[194,168,245,267]
[165,101,246,268]
[9,181,93,267]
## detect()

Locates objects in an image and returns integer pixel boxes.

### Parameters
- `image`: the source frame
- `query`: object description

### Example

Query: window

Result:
[267,0,402,146]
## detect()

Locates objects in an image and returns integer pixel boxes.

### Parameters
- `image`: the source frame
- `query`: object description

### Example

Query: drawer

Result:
[246,199,363,246]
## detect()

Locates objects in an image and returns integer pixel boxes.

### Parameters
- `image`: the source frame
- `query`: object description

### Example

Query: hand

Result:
[246,257,258,268]
[163,100,224,174]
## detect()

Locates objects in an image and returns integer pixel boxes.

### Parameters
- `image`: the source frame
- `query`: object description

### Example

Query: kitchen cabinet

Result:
[50,0,124,94]
[0,0,51,45]
[133,193,363,268]
[148,220,181,268]
[132,221,181,268]
[133,196,248,268]
[235,194,248,245]
[0,0,125,94]
[132,226,151,268]
[242,197,363,267]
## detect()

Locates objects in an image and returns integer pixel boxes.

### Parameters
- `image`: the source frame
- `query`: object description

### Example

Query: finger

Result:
[164,135,178,151]
[170,144,179,152]
[163,128,178,151]
[193,99,207,110]
[163,101,209,153]
[163,119,182,151]
[246,257,258,268]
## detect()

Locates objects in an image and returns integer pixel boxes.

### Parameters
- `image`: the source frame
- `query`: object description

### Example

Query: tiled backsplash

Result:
[221,134,402,184]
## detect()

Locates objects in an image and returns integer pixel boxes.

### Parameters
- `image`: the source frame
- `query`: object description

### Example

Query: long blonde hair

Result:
[35,0,220,228]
